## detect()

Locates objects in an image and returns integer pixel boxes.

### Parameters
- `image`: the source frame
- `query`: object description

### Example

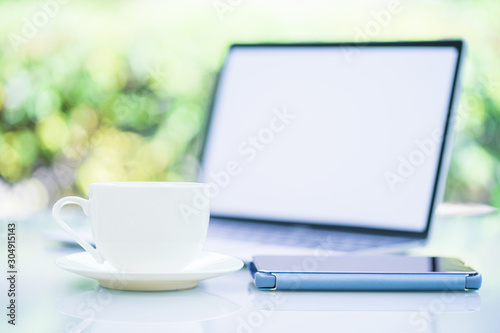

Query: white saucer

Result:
[56,251,244,291]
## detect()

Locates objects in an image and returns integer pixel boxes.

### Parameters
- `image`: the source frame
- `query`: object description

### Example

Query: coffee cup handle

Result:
[52,196,104,264]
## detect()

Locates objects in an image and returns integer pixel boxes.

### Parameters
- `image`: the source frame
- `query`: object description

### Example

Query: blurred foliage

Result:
[0,0,499,213]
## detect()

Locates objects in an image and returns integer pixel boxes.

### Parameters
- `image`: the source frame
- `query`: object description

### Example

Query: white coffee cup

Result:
[52,182,210,272]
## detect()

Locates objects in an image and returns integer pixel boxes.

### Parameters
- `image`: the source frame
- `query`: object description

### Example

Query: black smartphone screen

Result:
[252,256,477,274]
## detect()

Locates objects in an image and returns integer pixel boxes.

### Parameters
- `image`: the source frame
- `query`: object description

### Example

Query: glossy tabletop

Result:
[1,210,499,332]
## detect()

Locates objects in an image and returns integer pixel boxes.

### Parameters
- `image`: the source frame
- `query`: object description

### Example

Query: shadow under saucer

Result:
[56,287,241,332]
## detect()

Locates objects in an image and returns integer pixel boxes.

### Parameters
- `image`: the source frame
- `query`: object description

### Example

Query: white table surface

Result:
[1,210,499,332]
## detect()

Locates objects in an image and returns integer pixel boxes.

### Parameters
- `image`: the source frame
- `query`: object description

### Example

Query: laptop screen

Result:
[200,42,461,234]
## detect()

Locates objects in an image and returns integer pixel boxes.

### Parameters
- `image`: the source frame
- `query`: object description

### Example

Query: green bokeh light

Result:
[0,0,499,211]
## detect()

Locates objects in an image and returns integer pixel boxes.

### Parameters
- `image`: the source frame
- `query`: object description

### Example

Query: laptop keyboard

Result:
[207,218,413,253]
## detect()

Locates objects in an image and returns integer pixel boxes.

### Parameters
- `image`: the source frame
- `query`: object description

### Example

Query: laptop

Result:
[200,40,464,260]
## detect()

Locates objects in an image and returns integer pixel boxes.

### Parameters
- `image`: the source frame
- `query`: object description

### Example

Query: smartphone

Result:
[249,255,481,291]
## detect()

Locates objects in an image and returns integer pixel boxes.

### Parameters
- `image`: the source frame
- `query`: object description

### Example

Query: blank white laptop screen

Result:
[201,44,460,233]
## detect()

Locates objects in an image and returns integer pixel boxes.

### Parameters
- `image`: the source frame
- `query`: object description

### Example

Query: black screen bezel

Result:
[199,40,464,240]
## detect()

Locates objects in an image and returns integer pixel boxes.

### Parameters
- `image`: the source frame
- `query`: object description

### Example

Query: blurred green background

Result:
[0,0,499,217]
